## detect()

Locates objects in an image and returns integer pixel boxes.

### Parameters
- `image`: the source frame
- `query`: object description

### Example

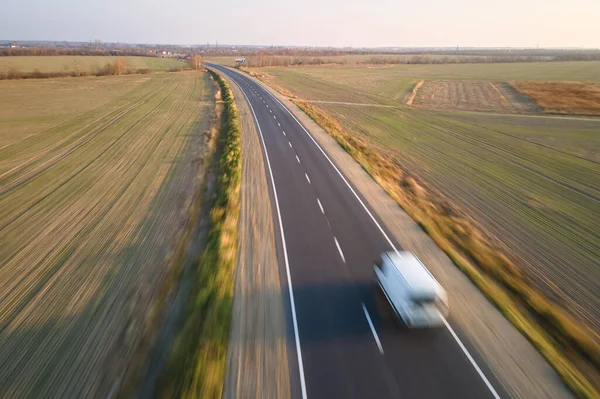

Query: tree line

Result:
[0,54,204,80]
[241,53,600,67]
[0,57,151,80]
[0,47,159,57]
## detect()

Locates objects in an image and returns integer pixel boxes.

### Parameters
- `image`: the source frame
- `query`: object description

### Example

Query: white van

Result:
[374,251,449,328]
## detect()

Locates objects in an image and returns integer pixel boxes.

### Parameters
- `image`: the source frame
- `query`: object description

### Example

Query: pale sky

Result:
[1,0,599,48]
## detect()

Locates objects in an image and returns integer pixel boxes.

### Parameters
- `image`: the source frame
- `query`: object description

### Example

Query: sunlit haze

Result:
[2,0,599,47]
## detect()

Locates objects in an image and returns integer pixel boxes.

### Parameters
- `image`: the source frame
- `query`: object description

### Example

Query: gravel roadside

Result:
[219,71,291,399]
[239,68,573,399]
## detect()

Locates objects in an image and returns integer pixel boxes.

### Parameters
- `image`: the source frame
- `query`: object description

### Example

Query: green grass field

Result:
[0,55,187,73]
[260,61,600,102]
[260,63,600,334]
[0,71,214,397]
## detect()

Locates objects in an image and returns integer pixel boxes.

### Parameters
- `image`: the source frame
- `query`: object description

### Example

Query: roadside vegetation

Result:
[0,71,215,397]
[244,62,600,397]
[157,69,241,399]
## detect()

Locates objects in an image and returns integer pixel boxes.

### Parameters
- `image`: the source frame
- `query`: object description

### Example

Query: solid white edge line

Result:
[261,77,502,399]
[305,173,311,184]
[317,198,324,214]
[443,319,501,399]
[362,303,384,354]
[333,237,346,263]
[106,377,121,399]
[224,69,308,399]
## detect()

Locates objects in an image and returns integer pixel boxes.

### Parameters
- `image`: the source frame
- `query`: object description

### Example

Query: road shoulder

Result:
[218,70,291,399]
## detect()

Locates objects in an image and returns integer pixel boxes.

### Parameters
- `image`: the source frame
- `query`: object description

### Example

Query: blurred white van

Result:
[374,251,449,328]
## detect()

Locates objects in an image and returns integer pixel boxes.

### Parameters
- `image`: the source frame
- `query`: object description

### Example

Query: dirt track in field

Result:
[410,80,541,113]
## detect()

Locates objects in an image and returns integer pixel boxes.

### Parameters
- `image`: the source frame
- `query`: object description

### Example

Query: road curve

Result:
[210,64,509,399]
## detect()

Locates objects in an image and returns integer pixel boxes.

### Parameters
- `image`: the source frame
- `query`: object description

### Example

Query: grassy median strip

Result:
[157,70,241,399]
[292,99,599,398]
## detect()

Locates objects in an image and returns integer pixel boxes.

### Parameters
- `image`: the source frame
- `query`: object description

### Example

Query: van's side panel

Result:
[375,262,410,325]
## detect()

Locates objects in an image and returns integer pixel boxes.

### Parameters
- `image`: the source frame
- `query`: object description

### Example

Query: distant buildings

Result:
[0,42,21,48]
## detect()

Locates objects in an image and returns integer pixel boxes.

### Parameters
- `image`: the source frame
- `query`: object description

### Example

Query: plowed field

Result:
[410,80,540,113]
[0,71,214,398]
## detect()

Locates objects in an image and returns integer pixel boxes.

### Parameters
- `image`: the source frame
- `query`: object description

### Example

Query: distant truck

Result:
[374,251,449,328]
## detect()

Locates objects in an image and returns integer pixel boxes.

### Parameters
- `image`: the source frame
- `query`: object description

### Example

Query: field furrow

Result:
[0,71,214,398]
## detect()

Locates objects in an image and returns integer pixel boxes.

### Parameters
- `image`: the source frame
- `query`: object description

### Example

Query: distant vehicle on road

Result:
[235,57,246,64]
[374,251,449,328]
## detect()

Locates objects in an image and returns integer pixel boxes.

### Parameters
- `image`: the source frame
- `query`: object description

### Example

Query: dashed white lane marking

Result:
[305,173,311,184]
[317,198,324,214]
[296,155,300,163]
[270,109,273,113]
[283,131,287,136]
[362,303,384,354]
[263,100,266,103]
[262,75,500,399]
[274,115,276,119]
[334,236,346,263]
[289,142,293,148]
[277,122,281,127]
[266,104,269,108]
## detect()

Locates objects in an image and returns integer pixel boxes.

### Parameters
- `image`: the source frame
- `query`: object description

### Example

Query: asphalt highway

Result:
[209,64,509,399]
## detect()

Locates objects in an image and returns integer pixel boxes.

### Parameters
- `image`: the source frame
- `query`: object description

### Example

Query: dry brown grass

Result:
[511,81,600,115]
[405,80,424,105]
[294,99,600,398]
